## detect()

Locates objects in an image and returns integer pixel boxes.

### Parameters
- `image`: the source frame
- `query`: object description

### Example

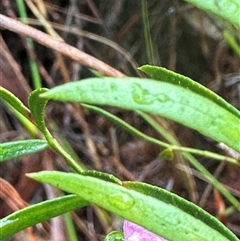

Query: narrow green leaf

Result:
[28,88,49,135]
[81,170,122,184]
[0,139,48,162]
[0,87,38,136]
[0,86,31,119]
[28,88,84,173]
[123,181,238,241]
[184,0,240,26]
[28,171,239,241]
[0,194,88,239]
[41,77,240,152]
[139,65,240,118]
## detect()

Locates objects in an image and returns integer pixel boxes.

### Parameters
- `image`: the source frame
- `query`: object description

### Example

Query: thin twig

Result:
[0,14,125,77]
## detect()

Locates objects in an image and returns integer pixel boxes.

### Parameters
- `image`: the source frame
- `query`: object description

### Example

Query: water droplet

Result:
[157,93,169,103]
[132,83,153,104]
[132,83,170,105]
[108,192,135,210]
[0,217,16,228]
[210,117,226,128]
[110,83,118,91]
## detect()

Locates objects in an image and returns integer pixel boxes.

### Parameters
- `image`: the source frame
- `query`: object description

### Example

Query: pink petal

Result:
[123,220,168,241]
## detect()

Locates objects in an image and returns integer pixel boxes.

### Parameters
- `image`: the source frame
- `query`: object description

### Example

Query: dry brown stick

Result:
[0,178,37,241]
[0,14,125,77]
[1,1,55,87]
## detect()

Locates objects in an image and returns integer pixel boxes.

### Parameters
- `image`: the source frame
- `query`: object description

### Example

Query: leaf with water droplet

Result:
[27,171,239,241]
[28,171,135,212]
[132,83,170,105]
[139,65,240,118]
[41,76,240,152]
[108,192,135,210]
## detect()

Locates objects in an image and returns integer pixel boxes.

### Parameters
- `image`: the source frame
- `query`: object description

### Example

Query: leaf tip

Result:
[26,172,41,181]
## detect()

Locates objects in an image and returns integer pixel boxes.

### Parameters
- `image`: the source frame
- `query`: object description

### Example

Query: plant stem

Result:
[141,0,155,64]
[138,111,239,165]
[16,0,42,89]
[223,30,240,58]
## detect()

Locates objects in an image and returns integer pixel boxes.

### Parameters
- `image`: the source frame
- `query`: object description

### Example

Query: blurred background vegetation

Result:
[0,0,239,240]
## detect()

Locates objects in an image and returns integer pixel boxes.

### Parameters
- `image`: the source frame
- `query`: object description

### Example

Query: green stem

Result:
[16,0,42,89]
[141,0,155,64]
[138,111,240,209]
[184,152,240,210]
[223,30,240,58]
[6,104,39,137]
[64,213,78,241]
[138,111,239,165]
[82,104,238,164]
[43,127,84,173]
[82,104,239,209]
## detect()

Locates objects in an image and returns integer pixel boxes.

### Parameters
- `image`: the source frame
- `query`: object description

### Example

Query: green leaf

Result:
[139,65,240,119]
[28,88,50,135]
[104,231,124,241]
[41,77,240,152]
[184,0,240,26]
[0,86,31,119]
[28,88,84,173]
[0,194,88,239]
[0,139,48,162]
[28,171,239,241]
[123,181,238,241]
[81,170,122,184]
[0,87,38,136]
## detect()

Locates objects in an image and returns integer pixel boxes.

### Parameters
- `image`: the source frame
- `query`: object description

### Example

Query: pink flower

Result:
[123,220,168,241]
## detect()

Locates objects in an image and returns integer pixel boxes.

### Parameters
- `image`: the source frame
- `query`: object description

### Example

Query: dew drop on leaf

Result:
[132,83,170,105]
[108,192,135,210]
